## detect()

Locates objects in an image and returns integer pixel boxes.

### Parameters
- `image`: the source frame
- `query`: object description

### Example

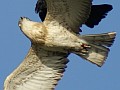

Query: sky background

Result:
[0,0,120,90]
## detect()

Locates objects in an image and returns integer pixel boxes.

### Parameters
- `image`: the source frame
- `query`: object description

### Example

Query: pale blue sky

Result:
[0,0,120,90]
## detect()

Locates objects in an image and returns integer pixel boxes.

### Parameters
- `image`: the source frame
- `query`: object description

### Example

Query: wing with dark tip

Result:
[85,4,113,28]
[36,0,92,33]
[35,0,47,22]
[35,1,113,30]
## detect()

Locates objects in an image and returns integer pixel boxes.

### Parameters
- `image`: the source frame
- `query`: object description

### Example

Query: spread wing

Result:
[4,45,69,90]
[43,0,92,33]
[35,1,112,31]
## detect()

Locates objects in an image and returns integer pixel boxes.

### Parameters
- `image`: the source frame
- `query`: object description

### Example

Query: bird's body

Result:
[19,18,87,53]
[4,0,116,90]
[18,17,116,66]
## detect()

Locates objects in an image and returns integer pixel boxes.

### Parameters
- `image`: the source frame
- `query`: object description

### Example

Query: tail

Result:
[75,32,116,67]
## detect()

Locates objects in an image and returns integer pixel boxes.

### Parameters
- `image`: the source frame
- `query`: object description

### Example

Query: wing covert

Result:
[43,0,92,33]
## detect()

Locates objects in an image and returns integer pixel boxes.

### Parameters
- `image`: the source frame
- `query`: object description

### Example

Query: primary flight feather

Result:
[4,0,116,90]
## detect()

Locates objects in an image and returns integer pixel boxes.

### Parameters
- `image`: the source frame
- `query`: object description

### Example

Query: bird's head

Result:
[18,17,46,44]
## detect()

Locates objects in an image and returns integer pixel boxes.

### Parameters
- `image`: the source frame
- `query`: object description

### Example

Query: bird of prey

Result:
[35,0,113,30]
[4,0,116,90]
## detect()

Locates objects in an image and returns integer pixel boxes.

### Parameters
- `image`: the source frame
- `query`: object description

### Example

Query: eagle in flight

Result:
[4,0,116,90]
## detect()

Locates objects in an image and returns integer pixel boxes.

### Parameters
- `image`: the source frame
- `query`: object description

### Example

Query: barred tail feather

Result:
[76,32,116,67]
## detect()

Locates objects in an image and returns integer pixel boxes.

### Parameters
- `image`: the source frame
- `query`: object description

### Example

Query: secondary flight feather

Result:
[4,0,116,90]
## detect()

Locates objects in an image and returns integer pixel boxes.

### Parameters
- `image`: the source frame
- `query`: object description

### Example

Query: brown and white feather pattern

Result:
[44,0,92,33]
[4,44,69,90]
[4,0,116,89]
[4,15,116,90]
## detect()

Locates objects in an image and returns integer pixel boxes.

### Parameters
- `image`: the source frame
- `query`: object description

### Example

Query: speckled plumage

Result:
[4,0,116,90]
